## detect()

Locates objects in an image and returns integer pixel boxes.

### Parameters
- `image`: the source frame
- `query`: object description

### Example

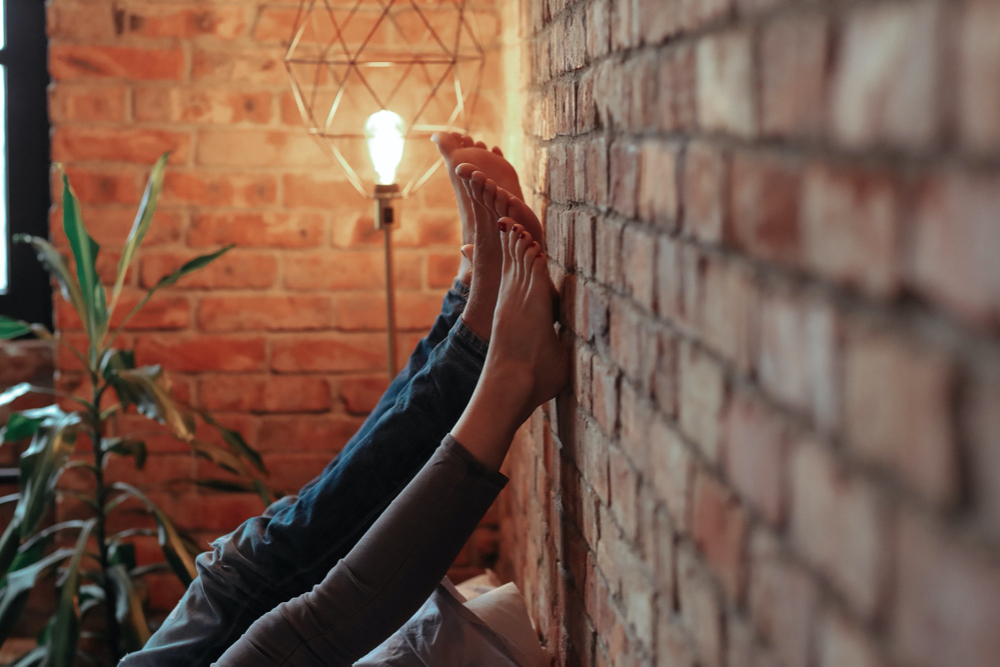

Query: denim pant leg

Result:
[122,317,488,667]
[290,279,469,501]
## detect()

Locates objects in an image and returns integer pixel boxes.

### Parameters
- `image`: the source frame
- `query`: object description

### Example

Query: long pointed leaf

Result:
[0,383,32,408]
[0,548,75,644]
[112,153,169,315]
[110,483,197,586]
[2,413,48,443]
[15,412,81,537]
[12,235,87,328]
[198,410,266,474]
[47,519,95,667]
[107,564,152,653]
[61,172,104,358]
[112,367,195,443]
[0,517,22,579]
[0,316,31,340]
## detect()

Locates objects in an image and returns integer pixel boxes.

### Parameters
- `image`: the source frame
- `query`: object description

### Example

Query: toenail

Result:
[498,222,507,231]
[531,241,538,247]
[518,232,525,239]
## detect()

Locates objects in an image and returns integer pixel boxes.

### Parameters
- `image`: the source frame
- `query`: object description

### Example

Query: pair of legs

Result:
[213,203,566,665]
[122,134,561,665]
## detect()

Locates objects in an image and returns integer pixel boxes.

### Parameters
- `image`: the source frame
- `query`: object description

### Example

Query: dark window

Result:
[0,0,52,328]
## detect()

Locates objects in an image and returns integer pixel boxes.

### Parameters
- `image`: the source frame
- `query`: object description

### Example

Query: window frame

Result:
[0,0,52,328]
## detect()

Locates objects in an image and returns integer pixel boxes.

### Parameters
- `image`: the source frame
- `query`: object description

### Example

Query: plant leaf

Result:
[2,413,46,443]
[102,437,147,470]
[47,519,95,667]
[0,316,31,340]
[198,410,266,474]
[112,152,169,315]
[110,366,195,443]
[110,483,198,586]
[0,547,75,644]
[13,235,87,328]
[0,517,22,582]
[15,411,81,538]
[153,245,234,290]
[107,564,152,653]
[9,646,47,667]
[189,439,251,477]
[0,383,32,408]
[61,172,105,358]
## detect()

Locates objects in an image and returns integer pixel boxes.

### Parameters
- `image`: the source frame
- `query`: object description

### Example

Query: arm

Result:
[214,435,506,666]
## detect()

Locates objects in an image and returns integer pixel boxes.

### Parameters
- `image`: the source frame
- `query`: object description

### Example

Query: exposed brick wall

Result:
[498,0,1000,665]
[46,0,504,615]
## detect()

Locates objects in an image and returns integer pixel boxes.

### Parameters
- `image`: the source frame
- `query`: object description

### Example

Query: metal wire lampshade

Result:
[283,0,487,198]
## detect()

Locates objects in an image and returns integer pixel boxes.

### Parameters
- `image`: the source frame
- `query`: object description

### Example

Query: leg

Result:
[122,137,517,667]
[214,211,568,666]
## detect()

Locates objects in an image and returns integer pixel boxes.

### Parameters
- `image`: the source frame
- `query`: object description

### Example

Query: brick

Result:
[426,253,461,289]
[334,292,445,331]
[638,140,680,229]
[609,298,655,390]
[282,173,366,210]
[199,375,330,413]
[965,361,1000,541]
[196,129,328,168]
[338,375,390,414]
[103,454,195,488]
[748,530,820,667]
[256,415,365,453]
[574,212,596,278]
[789,437,888,621]
[162,171,278,207]
[655,235,681,322]
[49,84,127,123]
[801,164,899,297]
[653,327,677,417]
[594,218,623,290]
[586,0,611,62]
[757,291,838,431]
[844,328,957,505]
[677,545,724,667]
[584,137,609,210]
[760,13,829,138]
[818,611,885,667]
[910,173,1000,329]
[696,30,756,137]
[120,5,246,40]
[649,417,691,533]
[192,48,287,85]
[188,212,325,248]
[608,447,639,541]
[284,252,405,291]
[620,225,655,311]
[197,295,334,332]
[271,335,388,372]
[141,251,278,290]
[959,1,1000,152]
[701,256,755,372]
[681,141,727,244]
[729,152,801,265]
[61,167,141,205]
[638,0,677,45]
[893,510,1000,667]
[657,44,697,132]
[590,354,619,437]
[134,88,272,125]
[678,342,726,464]
[50,45,185,81]
[691,467,747,601]
[135,335,266,372]
[57,293,189,332]
[724,393,786,526]
[51,206,182,248]
[171,493,263,533]
[830,1,940,149]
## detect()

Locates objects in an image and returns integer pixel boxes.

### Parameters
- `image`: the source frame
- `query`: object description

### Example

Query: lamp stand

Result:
[374,183,401,380]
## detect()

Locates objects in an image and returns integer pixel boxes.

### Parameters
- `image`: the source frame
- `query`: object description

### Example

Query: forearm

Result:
[215,436,507,666]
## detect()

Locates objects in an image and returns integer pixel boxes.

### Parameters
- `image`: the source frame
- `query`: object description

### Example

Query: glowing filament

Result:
[365,110,405,185]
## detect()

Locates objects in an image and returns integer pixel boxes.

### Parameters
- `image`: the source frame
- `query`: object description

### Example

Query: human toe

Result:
[455,162,478,181]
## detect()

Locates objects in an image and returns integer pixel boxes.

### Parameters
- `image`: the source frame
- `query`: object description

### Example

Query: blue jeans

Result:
[122,281,487,666]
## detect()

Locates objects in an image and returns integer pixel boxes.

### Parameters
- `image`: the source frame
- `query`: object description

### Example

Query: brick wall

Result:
[498,0,1000,665]
[46,0,504,615]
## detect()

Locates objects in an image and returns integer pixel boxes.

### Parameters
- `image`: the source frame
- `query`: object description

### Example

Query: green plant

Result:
[0,154,269,665]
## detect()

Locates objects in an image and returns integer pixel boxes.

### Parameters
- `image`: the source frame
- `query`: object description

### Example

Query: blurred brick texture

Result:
[496,0,1000,665]
[44,0,504,616]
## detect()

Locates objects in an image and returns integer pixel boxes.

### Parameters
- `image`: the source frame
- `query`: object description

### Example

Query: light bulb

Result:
[365,110,405,185]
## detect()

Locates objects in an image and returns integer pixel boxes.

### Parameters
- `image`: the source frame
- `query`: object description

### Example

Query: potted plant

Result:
[0,153,268,665]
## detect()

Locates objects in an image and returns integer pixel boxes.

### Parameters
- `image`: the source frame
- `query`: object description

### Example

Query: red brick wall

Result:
[498,0,1000,665]
[46,0,504,615]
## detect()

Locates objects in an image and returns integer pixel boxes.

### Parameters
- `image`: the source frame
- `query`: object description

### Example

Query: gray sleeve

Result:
[213,435,507,666]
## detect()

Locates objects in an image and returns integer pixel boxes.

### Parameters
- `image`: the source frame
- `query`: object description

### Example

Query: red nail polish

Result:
[518,232,525,239]
[498,222,506,231]
[531,241,538,247]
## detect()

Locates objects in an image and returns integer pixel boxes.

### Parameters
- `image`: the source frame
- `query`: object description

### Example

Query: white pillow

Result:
[464,583,547,667]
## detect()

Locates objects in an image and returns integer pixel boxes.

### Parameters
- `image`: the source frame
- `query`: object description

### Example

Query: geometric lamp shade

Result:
[284,0,486,197]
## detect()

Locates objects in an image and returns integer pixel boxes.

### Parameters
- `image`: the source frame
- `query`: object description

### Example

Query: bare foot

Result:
[432,132,522,251]
[449,220,569,468]
[489,220,568,410]
[454,165,544,244]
